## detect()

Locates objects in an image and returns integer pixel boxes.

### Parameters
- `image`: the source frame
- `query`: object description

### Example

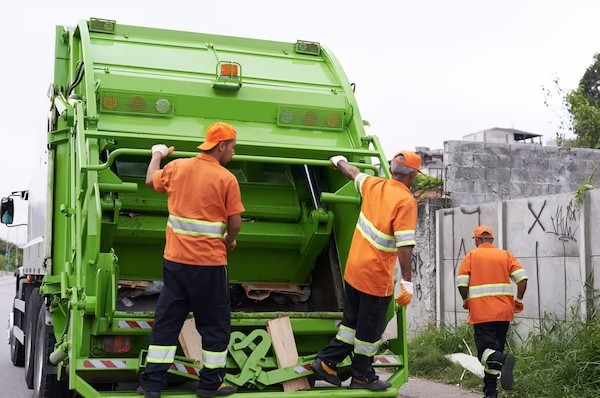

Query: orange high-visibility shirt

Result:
[344,173,417,297]
[152,154,245,266]
[456,243,528,324]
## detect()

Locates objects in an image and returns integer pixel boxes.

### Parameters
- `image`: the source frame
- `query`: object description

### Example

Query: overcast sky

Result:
[1,0,599,244]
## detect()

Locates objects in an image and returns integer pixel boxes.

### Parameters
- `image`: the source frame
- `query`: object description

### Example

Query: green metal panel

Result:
[38,18,407,397]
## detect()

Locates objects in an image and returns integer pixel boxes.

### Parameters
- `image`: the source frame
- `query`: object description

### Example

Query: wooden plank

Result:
[178,317,203,365]
[266,316,310,392]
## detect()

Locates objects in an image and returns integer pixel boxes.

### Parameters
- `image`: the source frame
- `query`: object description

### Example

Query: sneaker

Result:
[136,386,161,398]
[310,358,342,386]
[348,376,391,390]
[197,383,237,397]
[501,353,515,390]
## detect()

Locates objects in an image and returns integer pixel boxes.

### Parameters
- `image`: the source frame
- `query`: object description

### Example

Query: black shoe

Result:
[136,386,161,398]
[197,383,237,397]
[348,376,391,390]
[501,353,515,390]
[484,392,498,398]
[310,358,342,386]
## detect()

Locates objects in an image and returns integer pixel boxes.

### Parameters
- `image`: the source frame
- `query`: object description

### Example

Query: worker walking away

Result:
[311,151,420,390]
[138,122,244,398]
[457,226,528,398]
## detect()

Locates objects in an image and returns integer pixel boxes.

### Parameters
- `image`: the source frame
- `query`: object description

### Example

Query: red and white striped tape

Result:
[118,320,154,329]
[373,355,399,364]
[170,362,199,376]
[294,364,312,374]
[83,359,127,369]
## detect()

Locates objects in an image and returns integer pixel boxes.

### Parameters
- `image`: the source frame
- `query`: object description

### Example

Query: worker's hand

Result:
[462,299,469,310]
[514,298,524,314]
[223,232,237,251]
[329,155,348,168]
[395,279,413,307]
[151,144,175,158]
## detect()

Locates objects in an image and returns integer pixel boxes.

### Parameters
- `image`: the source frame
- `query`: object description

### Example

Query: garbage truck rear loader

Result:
[5,18,409,397]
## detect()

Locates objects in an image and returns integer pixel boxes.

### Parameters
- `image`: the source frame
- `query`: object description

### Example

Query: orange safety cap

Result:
[392,150,422,173]
[198,122,237,150]
[473,225,495,238]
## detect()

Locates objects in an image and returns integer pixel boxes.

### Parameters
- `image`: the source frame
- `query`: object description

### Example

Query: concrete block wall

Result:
[444,141,600,206]
[435,189,600,339]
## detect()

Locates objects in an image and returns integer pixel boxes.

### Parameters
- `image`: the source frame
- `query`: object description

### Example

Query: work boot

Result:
[310,358,342,386]
[501,353,515,390]
[348,376,391,390]
[484,394,498,398]
[197,383,237,397]
[136,386,161,398]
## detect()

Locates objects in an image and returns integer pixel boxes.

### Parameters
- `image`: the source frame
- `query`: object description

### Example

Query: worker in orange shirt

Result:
[311,151,420,391]
[457,226,528,398]
[138,122,244,398]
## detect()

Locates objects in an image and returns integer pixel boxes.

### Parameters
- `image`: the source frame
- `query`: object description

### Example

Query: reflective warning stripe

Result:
[511,269,528,283]
[202,349,227,369]
[354,173,369,195]
[354,338,380,357]
[170,362,199,376]
[456,274,470,288]
[356,212,396,252]
[335,325,356,345]
[118,320,154,329]
[167,215,226,238]
[394,229,416,247]
[147,345,177,364]
[83,360,127,368]
[468,283,513,299]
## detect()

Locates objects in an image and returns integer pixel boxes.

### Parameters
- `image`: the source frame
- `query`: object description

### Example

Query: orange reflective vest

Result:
[344,173,417,297]
[153,154,245,265]
[457,243,527,324]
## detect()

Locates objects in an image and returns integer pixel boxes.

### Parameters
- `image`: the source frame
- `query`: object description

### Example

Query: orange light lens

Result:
[129,96,145,112]
[102,95,118,110]
[303,111,318,126]
[326,113,341,128]
[220,63,239,77]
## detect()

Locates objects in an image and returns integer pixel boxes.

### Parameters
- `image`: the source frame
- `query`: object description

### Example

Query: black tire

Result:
[33,306,71,398]
[25,287,42,389]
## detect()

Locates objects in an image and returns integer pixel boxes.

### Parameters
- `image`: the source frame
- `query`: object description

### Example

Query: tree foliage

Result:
[567,53,600,148]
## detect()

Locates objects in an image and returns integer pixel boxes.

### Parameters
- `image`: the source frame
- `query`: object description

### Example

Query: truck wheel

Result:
[25,287,42,389]
[9,322,25,366]
[33,306,71,398]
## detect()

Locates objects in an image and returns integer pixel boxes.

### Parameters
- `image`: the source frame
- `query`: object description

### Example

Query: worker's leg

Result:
[495,321,514,390]
[316,282,361,365]
[474,322,505,396]
[189,266,231,391]
[141,261,190,393]
[350,290,391,383]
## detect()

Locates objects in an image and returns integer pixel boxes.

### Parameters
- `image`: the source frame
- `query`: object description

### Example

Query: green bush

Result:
[409,316,600,398]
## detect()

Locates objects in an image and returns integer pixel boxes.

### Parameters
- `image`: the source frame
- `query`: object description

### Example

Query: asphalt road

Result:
[0,275,480,398]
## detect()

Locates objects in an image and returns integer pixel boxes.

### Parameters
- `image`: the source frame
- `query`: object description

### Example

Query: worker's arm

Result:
[145,145,174,187]
[330,156,360,181]
[224,214,242,243]
[516,279,527,300]
[395,245,414,306]
[458,286,469,301]
[397,246,413,282]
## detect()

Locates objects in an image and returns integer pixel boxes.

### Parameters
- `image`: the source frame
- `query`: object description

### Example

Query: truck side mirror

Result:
[1,197,14,225]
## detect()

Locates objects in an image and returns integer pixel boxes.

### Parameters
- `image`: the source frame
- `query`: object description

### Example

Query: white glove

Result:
[151,144,171,158]
[329,155,348,167]
[400,279,414,295]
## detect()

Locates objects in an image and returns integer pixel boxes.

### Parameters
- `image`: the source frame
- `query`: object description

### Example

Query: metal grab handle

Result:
[81,148,380,172]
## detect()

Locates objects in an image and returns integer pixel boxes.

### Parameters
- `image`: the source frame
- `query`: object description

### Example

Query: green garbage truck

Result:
[5,18,409,398]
